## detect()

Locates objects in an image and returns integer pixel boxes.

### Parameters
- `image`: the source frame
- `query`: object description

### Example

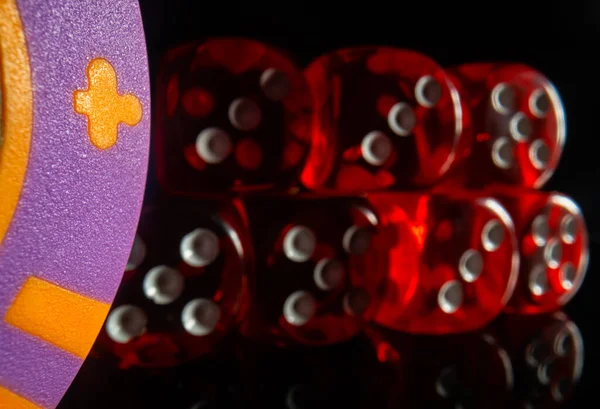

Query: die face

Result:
[239,195,383,346]
[368,192,519,334]
[493,190,589,314]
[493,313,583,408]
[94,200,248,368]
[302,47,462,191]
[155,38,313,194]
[445,63,565,188]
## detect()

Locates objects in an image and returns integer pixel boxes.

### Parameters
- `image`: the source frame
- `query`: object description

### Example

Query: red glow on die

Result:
[366,192,519,334]
[182,88,215,117]
[155,38,313,194]
[444,63,565,188]
[301,47,463,191]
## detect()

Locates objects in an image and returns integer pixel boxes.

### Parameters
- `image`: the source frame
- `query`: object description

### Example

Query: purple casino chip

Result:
[0,0,150,407]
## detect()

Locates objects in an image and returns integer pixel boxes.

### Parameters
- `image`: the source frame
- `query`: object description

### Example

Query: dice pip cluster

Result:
[93,38,588,368]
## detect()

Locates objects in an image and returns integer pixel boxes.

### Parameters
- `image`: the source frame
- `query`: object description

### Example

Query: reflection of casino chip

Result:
[0,0,150,408]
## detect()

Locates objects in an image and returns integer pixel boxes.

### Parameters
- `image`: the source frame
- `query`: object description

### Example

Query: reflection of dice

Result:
[367,192,518,334]
[237,338,370,408]
[93,199,248,368]
[301,47,463,191]
[489,188,588,314]
[66,342,244,408]
[239,195,383,346]
[443,63,565,188]
[155,38,313,194]
[58,354,145,408]
[364,326,514,409]
[493,313,584,408]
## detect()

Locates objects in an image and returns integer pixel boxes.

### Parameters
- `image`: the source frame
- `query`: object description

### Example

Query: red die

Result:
[489,188,588,314]
[366,192,519,334]
[238,194,383,346]
[492,313,583,407]
[301,47,463,191]
[443,63,565,188]
[93,198,248,368]
[155,38,313,194]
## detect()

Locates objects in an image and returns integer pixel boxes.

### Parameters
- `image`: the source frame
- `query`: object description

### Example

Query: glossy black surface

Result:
[59,312,587,408]
[58,2,598,407]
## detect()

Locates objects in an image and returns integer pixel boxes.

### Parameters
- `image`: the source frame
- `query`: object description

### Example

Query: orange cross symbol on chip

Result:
[74,58,142,150]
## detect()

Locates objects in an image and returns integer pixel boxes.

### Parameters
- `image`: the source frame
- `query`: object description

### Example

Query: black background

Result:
[60,1,599,407]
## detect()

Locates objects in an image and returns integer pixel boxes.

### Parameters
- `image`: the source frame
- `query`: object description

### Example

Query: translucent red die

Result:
[238,194,383,346]
[489,188,588,314]
[301,47,463,191]
[93,198,248,368]
[155,38,313,194]
[443,63,565,188]
[492,313,583,407]
[366,192,519,334]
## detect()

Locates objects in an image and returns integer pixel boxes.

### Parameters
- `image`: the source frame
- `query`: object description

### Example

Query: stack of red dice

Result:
[92,38,588,369]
